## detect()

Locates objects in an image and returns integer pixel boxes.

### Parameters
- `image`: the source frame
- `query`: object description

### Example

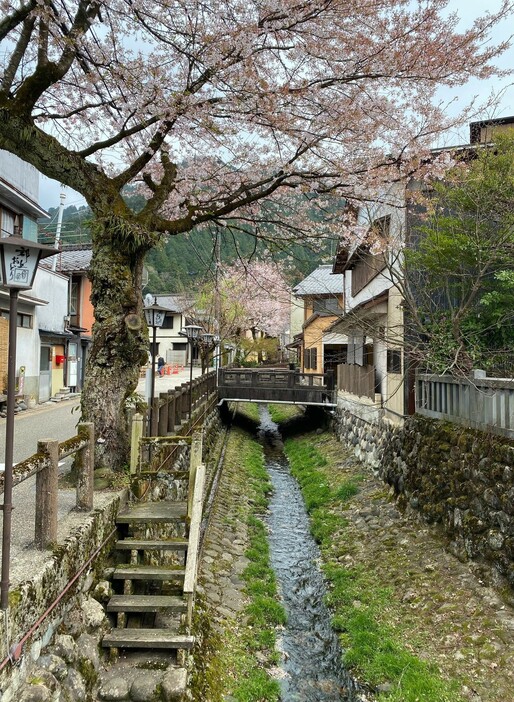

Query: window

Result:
[70,281,79,315]
[70,279,79,326]
[304,347,318,370]
[173,342,187,351]
[0,309,32,328]
[161,315,174,329]
[0,207,22,238]
[387,349,402,374]
[313,297,341,315]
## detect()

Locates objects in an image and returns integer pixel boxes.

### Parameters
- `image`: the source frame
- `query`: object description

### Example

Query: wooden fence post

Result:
[151,397,159,437]
[181,383,189,423]
[158,392,169,436]
[76,422,94,511]
[35,439,59,549]
[188,431,203,519]
[130,413,144,474]
[175,388,182,427]
[167,390,177,433]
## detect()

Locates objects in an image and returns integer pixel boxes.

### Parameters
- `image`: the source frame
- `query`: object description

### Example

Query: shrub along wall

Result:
[333,402,514,590]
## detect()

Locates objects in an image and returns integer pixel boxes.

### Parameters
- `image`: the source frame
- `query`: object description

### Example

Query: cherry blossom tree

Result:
[194,260,290,363]
[0,0,511,469]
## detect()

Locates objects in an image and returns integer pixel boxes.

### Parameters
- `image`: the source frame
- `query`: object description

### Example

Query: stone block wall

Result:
[333,400,514,590]
[1,406,224,701]
[0,492,124,701]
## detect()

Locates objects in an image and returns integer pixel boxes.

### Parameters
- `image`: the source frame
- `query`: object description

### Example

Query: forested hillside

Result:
[39,191,339,289]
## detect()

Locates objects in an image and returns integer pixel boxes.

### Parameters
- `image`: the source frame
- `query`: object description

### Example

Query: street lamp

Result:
[143,298,167,435]
[183,325,202,418]
[200,332,214,373]
[0,236,58,610]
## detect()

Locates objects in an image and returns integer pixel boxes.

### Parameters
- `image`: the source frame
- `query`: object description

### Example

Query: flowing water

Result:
[257,406,364,702]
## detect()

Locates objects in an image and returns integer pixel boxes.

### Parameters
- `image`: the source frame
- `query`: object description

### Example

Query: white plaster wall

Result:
[290,293,304,337]
[346,190,405,314]
[155,313,188,363]
[0,151,39,202]
[32,268,69,333]
[15,300,40,399]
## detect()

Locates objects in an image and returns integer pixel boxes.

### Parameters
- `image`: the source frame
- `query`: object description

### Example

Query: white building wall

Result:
[33,268,69,333]
[0,151,40,202]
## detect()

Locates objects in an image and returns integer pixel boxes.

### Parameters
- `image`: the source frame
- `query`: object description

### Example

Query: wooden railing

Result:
[183,455,206,629]
[217,368,336,405]
[337,363,375,400]
[130,371,218,473]
[146,370,217,438]
[416,371,514,439]
[0,423,94,549]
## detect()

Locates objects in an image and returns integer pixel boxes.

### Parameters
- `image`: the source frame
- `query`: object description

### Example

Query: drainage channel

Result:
[257,406,365,702]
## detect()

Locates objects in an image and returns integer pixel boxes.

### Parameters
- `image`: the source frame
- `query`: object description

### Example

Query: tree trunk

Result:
[81,216,152,471]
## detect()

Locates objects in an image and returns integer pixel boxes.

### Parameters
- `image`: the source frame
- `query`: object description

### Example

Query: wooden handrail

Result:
[183,463,206,629]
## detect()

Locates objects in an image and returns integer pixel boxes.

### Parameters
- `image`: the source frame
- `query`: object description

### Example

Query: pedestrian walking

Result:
[157,356,165,376]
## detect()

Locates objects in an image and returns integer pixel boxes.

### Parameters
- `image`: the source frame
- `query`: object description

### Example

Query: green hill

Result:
[38,190,340,289]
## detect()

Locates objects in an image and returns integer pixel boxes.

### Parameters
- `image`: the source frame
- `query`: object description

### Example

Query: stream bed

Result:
[258,406,365,702]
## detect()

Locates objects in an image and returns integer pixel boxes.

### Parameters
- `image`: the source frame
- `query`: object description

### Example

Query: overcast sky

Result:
[38,0,514,210]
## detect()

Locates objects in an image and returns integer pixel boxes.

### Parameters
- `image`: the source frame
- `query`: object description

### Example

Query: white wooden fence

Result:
[416,370,514,439]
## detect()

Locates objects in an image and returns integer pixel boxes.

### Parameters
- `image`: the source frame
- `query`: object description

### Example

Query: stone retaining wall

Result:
[2,406,224,702]
[0,492,124,701]
[333,398,514,590]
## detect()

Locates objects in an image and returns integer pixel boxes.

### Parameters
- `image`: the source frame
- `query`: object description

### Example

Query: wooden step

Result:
[112,565,185,581]
[117,501,187,524]
[102,628,194,650]
[139,470,189,480]
[115,538,188,551]
[107,595,187,613]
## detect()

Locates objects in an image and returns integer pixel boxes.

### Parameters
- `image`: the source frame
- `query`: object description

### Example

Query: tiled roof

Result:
[293,264,343,296]
[155,294,194,313]
[41,244,92,273]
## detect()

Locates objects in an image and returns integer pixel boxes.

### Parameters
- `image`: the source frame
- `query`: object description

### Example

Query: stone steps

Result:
[112,566,185,581]
[115,537,189,551]
[107,595,187,613]
[102,629,194,650]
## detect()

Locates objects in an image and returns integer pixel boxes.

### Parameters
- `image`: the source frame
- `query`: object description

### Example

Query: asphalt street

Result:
[0,399,81,466]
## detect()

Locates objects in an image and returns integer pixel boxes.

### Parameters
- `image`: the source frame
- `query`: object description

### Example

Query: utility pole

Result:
[214,229,221,370]
[51,191,66,271]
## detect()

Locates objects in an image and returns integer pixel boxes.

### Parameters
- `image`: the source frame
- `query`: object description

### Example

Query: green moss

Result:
[8,588,22,608]
[190,427,282,702]
[77,658,98,690]
[281,429,464,702]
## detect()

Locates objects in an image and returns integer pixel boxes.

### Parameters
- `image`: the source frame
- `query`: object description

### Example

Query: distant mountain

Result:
[38,189,340,289]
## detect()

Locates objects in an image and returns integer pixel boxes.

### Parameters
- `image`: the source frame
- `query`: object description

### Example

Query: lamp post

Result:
[200,332,214,373]
[143,299,167,435]
[0,236,58,609]
[213,335,220,371]
[183,325,202,418]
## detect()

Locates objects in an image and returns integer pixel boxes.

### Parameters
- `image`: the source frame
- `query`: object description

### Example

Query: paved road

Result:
[0,364,204,466]
[0,399,81,466]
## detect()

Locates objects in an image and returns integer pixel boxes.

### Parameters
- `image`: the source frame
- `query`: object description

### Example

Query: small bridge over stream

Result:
[217,368,337,407]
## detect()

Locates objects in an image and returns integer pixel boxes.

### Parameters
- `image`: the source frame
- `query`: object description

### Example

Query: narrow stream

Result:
[257,406,363,702]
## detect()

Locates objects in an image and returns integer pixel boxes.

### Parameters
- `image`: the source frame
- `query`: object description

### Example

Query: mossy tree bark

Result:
[81,215,155,471]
